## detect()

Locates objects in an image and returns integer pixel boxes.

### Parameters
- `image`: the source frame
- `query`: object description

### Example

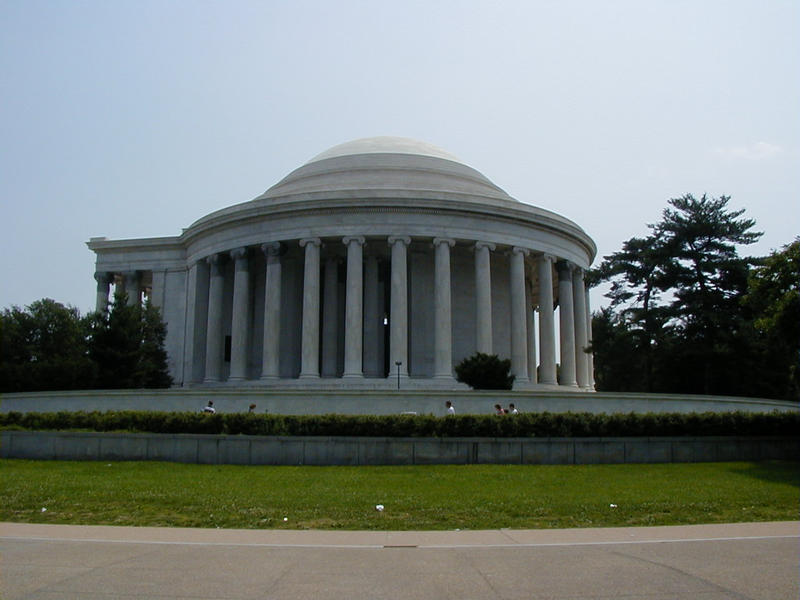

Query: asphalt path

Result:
[1,521,797,599]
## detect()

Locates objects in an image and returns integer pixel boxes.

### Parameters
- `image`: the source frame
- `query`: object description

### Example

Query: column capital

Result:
[539,253,556,264]
[299,237,322,248]
[342,235,365,246]
[94,271,112,284]
[572,266,585,280]
[510,246,530,257]
[261,241,284,257]
[557,260,575,275]
[230,247,248,261]
[388,235,411,247]
[474,241,496,252]
[205,253,224,266]
[432,237,455,248]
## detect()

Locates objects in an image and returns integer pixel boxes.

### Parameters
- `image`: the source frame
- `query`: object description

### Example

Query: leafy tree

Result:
[589,307,644,392]
[1,293,173,392]
[0,299,96,392]
[742,239,800,400]
[455,353,515,390]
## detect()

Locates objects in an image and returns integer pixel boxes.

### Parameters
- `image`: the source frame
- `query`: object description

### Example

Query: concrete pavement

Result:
[1,521,797,599]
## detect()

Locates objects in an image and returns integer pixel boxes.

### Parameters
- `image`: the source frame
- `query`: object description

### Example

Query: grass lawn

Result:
[0,459,796,530]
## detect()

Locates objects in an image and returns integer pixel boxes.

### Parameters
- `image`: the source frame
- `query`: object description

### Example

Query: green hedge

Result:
[1,410,798,438]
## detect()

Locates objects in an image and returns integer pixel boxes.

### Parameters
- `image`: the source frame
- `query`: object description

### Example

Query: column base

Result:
[299,373,320,379]
[342,372,364,379]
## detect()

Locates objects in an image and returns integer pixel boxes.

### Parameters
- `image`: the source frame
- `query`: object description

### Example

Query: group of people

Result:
[202,401,257,414]
[203,399,519,417]
[443,401,519,416]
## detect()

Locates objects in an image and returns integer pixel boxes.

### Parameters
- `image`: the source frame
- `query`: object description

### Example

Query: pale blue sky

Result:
[1,0,798,313]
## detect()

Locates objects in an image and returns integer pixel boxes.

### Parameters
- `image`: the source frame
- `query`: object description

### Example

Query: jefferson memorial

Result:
[88,137,597,391]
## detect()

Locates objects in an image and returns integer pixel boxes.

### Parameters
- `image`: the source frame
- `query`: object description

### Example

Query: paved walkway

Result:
[1,521,797,599]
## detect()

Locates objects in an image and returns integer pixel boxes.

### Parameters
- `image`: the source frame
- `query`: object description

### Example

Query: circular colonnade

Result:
[90,137,596,390]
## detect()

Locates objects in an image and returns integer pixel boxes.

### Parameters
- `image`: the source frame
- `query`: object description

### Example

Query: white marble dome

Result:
[258,135,516,207]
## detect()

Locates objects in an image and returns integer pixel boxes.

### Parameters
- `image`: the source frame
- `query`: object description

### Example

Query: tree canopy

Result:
[0,294,172,392]
[590,194,797,400]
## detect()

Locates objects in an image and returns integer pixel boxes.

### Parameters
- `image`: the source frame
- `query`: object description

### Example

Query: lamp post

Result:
[395,361,402,390]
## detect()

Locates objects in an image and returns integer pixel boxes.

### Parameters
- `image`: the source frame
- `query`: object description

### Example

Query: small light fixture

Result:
[394,361,402,389]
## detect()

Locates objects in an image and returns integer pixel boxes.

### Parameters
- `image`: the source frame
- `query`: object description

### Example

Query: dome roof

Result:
[256,136,516,204]
[306,136,463,164]
[182,135,596,266]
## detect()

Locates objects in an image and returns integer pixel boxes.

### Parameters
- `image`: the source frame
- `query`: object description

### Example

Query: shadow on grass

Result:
[728,460,800,487]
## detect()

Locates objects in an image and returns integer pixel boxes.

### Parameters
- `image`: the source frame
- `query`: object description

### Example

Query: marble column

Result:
[299,238,322,378]
[94,272,111,313]
[509,246,530,383]
[572,267,589,390]
[124,271,140,306]
[321,256,339,377]
[526,279,537,383]
[558,261,578,387]
[260,242,282,380]
[537,254,557,385]
[474,241,495,354]
[433,238,455,379]
[363,255,381,377]
[343,236,365,378]
[585,286,595,390]
[228,247,250,382]
[388,236,410,378]
[203,254,225,383]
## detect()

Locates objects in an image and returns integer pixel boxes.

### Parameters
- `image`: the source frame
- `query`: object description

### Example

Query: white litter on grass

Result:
[283,517,288,522]
[375,504,384,512]
[609,504,618,508]
[41,507,47,512]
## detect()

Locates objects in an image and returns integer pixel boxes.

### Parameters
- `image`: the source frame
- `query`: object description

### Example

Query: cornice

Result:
[180,195,596,260]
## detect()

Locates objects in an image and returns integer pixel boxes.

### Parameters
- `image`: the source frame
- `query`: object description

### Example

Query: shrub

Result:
[1,410,798,438]
[455,353,515,390]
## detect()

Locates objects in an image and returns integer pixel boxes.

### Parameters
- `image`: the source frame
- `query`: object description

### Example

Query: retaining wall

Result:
[2,388,797,416]
[2,431,797,465]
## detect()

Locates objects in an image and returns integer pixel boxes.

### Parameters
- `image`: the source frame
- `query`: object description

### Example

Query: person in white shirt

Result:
[508,403,519,415]
[445,400,455,416]
[202,401,216,414]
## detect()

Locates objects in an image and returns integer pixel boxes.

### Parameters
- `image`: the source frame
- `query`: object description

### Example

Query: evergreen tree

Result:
[589,234,672,391]
[136,299,173,388]
[655,195,761,394]
[592,194,764,396]
[88,292,141,389]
